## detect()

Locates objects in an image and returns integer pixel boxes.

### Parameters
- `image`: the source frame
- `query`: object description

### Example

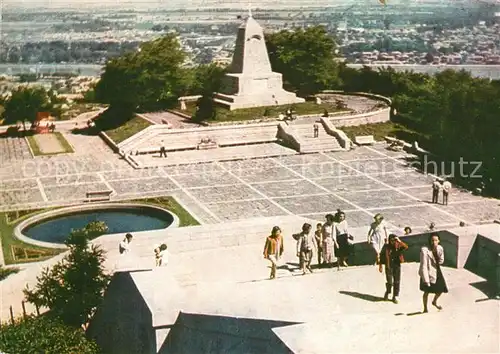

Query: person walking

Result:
[322,214,338,268]
[334,210,353,267]
[442,179,452,205]
[296,223,315,275]
[379,234,408,304]
[263,226,284,280]
[368,213,388,265]
[419,234,448,313]
[313,123,319,138]
[432,178,441,203]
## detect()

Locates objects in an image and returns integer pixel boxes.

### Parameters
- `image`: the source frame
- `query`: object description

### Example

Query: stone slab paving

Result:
[33,134,65,154]
[0,137,33,166]
[1,141,500,228]
[204,199,289,221]
[250,179,325,198]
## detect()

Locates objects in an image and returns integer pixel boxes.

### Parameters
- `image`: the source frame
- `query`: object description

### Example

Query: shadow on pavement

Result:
[339,290,384,302]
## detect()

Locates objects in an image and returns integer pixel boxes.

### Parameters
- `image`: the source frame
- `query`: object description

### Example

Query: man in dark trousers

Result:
[379,234,408,304]
[313,123,319,138]
[431,179,441,203]
[159,140,167,158]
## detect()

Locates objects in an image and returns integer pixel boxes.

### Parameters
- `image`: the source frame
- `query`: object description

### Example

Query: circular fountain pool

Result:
[16,204,179,246]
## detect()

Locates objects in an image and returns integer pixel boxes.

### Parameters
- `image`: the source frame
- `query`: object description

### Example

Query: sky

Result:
[4,0,496,9]
[3,0,498,10]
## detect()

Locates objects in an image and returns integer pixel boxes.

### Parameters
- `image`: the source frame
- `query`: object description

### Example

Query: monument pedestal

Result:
[214,72,304,110]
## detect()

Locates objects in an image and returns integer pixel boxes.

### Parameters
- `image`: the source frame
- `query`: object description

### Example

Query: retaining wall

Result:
[349,230,459,268]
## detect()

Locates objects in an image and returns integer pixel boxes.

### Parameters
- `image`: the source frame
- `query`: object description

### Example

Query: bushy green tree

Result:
[186,63,226,96]
[23,229,110,328]
[95,34,188,112]
[338,65,500,196]
[266,26,342,96]
[82,221,109,239]
[3,87,51,129]
[0,315,100,354]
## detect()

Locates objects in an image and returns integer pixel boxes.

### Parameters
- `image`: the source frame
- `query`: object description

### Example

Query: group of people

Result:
[263,210,354,278]
[432,178,452,205]
[118,233,169,267]
[263,213,448,313]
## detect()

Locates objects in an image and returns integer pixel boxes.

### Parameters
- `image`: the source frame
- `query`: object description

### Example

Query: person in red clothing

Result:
[263,226,284,280]
[379,234,408,304]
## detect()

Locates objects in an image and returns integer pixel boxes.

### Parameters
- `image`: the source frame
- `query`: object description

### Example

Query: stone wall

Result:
[464,234,500,296]
[349,231,459,268]
[87,272,156,354]
[331,108,391,128]
[321,90,393,105]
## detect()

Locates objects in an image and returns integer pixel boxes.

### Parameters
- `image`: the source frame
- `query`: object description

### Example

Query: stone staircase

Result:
[288,123,343,153]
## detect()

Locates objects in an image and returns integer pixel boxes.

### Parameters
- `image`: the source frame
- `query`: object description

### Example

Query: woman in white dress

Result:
[367,213,388,265]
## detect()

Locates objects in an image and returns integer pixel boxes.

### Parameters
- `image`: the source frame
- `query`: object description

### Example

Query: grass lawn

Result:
[102,115,152,144]
[0,209,65,265]
[0,265,20,281]
[26,132,74,156]
[340,121,428,143]
[0,196,198,264]
[178,101,350,123]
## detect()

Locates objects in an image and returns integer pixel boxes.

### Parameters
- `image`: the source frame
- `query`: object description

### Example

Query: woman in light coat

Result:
[419,234,448,313]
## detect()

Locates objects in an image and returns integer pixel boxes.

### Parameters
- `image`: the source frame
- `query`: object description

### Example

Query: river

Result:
[2,63,500,79]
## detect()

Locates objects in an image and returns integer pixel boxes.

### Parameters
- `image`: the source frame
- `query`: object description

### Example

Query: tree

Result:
[95,34,189,112]
[24,228,110,328]
[186,63,226,96]
[0,315,99,354]
[3,87,51,129]
[424,52,434,63]
[266,26,342,96]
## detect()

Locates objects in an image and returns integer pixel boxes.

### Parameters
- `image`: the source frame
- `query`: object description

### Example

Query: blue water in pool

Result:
[23,208,173,244]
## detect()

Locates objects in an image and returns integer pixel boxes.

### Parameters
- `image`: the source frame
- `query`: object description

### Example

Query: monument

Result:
[213,9,305,111]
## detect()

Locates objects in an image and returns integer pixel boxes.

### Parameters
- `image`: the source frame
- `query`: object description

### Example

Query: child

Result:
[154,244,169,267]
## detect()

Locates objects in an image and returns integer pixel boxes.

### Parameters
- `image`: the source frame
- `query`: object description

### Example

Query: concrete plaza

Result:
[0,132,499,234]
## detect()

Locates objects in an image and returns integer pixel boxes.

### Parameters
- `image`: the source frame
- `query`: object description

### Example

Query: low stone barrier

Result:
[277,123,302,151]
[464,234,500,297]
[349,230,459,268]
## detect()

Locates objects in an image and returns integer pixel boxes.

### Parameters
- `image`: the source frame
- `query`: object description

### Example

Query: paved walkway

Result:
[110,249,499,353]
[139,111,201,129]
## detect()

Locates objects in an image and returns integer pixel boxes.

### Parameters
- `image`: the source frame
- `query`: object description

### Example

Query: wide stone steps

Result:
[287,123,343,153]
[122,125,280,155]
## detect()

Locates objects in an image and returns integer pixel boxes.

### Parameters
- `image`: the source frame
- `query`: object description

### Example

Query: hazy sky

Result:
[5,0,490,9]
[3,0,497,9]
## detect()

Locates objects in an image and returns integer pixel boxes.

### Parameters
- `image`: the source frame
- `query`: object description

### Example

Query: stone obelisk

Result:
[213,8,304,111]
